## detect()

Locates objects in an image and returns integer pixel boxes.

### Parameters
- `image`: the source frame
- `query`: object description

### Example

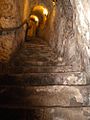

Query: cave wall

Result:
[70,0,90,79]
[0,0,26,63]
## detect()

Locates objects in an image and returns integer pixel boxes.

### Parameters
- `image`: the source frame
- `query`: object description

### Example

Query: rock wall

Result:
[0,0,27,63]
[29,0,82,72]
[70,0,90,79]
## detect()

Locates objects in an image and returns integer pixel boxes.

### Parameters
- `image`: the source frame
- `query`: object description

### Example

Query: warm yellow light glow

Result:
[43,8,48,16]
[28,5,49,37]
[33,5,48,16]
[30,15,39,27]
[31,5,49,29]
[53,0,57,6]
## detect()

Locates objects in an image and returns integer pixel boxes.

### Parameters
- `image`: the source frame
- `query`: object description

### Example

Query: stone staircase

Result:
[0,38,90,120]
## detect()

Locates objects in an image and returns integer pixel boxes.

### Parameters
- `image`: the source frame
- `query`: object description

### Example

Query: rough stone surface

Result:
[37,0,82,72]
[6,39,81,74]
[0,85,90,107]
[0,72,87,86]
[0,108,90,120]
[70,0,90,79]
[27,108,90,120]
[0,0,90,120]
[0,0,26,63]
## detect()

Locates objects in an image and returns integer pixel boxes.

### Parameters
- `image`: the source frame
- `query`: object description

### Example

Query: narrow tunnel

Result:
[0,0,90,120]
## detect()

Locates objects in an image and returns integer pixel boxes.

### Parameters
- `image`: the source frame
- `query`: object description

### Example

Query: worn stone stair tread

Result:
[0,107,89,120]
[6,41,81,73]
[0,85,89,107]
[0,108,90,120]
[6,41,58,72]
[0,39,89,109]
[0,72,87,86]
[25,107,90,120]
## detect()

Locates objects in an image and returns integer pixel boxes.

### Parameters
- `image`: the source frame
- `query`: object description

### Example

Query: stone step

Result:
[27,107,90,120]
[0,107,90,120]
[0,72,87,86]
[0,85,89,108]
[1,36,79,73]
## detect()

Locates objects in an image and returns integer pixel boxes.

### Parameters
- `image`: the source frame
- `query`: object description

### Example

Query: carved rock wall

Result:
[0,0,26,63]
[70,0,90,78]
